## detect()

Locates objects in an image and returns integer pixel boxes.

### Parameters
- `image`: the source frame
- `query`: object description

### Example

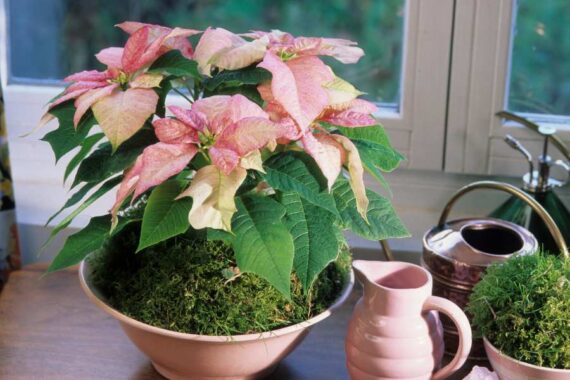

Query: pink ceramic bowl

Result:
[484,338,570,380]
[79,260,354,380]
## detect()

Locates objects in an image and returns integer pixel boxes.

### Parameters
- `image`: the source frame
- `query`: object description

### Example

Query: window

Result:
[508,0,570,118]
[0,0,456,229]
[445,0,570,175]
[8,0,405,107]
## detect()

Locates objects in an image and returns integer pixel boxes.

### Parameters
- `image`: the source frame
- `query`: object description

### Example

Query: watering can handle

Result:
[437,181,569,258]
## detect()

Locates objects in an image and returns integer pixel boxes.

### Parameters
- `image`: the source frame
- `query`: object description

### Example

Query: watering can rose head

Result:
[38,22,409,297]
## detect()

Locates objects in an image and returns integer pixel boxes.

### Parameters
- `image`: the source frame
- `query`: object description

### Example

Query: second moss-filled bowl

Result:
[484,338,570,380]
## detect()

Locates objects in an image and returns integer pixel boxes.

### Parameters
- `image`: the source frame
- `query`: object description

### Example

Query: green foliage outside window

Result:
[509,0,570,115]
[59,0,404,104]
[13,0,570,115]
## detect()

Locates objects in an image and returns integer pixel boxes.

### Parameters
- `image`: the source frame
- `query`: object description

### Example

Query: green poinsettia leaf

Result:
[72,128,156,188]
[43,175,123,249]
[204,84,264,106]
[333,179,409,240]
[41,103,97,162]
[338,125,404,172]
[154,75,175,118]
[64,133,105,181]
[355,144,393,195]
[137,180,192,252]
[47,215,135,273]
[337,124,390,144]
[232,195,294,298]
[333,224,348,247]
[45,181,100,227]
[204,67,271,91]
[46,88,68,105]
[47,215,110,273]
[280,191,339,292]
[353,139,403,173]
[263,152,339,217]
[148,50,201,80]
[206,228,234,244]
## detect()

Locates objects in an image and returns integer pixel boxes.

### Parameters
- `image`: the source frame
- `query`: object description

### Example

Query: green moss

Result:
[467,253,570,369]
[88,223,351,336]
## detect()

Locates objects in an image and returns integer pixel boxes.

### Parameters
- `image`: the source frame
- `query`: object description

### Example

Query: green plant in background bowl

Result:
[467,253,570,371]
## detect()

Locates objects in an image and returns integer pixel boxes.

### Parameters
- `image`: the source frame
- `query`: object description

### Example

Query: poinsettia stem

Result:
[199,149,211,163]
[172,87,194,104]
[192,81,202,101]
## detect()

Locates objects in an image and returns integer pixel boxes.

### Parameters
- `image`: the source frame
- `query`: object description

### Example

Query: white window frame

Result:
[0,0,456,227]
[380,0,455,171]
[445,0,570,175]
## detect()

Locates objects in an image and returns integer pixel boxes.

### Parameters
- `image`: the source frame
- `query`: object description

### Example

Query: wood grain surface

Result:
[0,264,483,379]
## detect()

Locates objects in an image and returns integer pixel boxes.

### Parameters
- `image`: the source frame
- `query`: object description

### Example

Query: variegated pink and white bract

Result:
[256,52,377,218]
[188,28,378,221]
[111,94,283,229]
[43,22,385,234]
[93,22,377,230]
[43,22,200,150]
[40,20,410,298]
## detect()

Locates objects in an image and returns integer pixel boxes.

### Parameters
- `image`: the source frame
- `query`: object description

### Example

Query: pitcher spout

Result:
[352,259,379,287]
[352,260,433,316]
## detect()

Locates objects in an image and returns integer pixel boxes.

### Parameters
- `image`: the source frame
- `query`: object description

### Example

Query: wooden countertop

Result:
[0,264,481,379]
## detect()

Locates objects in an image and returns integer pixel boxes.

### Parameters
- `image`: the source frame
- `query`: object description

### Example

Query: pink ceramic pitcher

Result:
[346,260,472,380]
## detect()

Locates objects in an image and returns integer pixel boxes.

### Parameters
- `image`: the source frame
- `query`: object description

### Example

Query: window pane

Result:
[508,0,570,116]
[8,0,405,105]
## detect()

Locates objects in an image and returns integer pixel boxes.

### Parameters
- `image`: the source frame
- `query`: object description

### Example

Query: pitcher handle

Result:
[422,295,472,380]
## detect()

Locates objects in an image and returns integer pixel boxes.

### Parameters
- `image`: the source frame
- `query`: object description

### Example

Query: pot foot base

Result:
[152,361,278,380]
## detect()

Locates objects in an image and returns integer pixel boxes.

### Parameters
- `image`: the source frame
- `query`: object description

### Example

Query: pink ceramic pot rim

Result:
[483,337,570,374]
[79,259,355,343]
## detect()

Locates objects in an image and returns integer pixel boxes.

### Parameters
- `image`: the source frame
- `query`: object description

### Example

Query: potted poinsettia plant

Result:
[37,22,408,379]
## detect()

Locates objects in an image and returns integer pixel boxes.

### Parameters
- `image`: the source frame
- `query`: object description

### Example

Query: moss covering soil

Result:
[88,224,351,336]
[467,253,570,369]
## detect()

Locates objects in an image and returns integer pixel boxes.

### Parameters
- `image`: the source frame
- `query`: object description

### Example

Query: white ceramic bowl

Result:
[484,337,570,380]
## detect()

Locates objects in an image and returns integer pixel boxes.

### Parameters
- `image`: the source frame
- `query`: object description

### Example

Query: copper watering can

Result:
[381,180,569,360]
